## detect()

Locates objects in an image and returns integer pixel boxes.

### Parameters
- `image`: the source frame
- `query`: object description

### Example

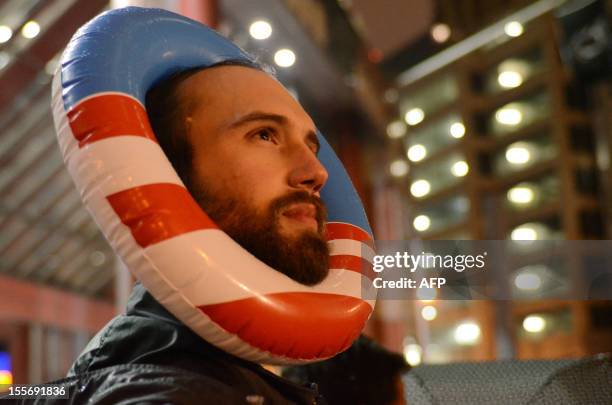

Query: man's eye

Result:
[256,128,275,142]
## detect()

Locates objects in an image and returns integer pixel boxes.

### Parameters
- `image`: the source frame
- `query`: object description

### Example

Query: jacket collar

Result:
[70,282,322,403]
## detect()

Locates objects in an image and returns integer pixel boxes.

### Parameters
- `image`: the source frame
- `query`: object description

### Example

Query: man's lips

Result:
[281,203,318,229]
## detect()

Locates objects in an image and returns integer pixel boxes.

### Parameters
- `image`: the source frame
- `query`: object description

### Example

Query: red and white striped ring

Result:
[51,86,375,364]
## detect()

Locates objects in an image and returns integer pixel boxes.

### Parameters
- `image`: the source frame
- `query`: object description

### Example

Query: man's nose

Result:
[287,146,328,194]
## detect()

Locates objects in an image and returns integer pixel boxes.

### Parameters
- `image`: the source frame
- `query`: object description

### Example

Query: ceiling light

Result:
[0,52,10,70]
[413,215,431,232]
[498,71,523,88]
[454,322,481,345]
[389,159,409,177]
[405,108,425,126]
[450,122,465,138]
[0,25,12,43]
[249,20,272,40]
[505,142,531,165]
[511,225,539,241]
[514,272,542,291]
[421,305,437,321]
[403,343,422,366]
[495,107,523,126]
[523,315,546,333]
[386,120,407,139]
[504,21,524,37]
[451,160,469,177]
[431,23,451,43]
[21,21,40,39]
[507,185,535,204]
[410,179,431,198]
[274,49,296,67]
[407,144,427,162]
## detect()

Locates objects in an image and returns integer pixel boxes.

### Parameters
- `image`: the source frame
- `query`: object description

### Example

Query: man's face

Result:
[177,66,330,285]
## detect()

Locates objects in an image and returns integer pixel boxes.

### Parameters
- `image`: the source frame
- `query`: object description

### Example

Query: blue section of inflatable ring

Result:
[59,7,372,235]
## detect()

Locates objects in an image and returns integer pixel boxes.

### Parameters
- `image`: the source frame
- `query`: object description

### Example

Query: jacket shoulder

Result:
[6,364,249,405]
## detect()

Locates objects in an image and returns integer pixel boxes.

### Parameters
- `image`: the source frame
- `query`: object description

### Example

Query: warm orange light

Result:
[0,370,13,385]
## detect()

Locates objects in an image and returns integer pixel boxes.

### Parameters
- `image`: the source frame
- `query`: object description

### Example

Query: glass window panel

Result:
[425,319,484,363]
[440,230,472,240]
[504,174,560,212]
[507,219,564,245]
[413,194,469,234]
[399,73,458,120]
[435,300,472,310]
[405,112,464,157]
[410,152,468,197]
[482,91,551,137]
[492,132,557,176]
[478,47,546,95]
[517,308,572,341]
[511,259,570,299]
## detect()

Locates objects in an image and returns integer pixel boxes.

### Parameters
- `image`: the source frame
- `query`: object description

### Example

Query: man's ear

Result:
[185,116,193,135]
[178,116,194,155]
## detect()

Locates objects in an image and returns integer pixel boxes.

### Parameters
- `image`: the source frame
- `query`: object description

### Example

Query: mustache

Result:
[269,191,327,226]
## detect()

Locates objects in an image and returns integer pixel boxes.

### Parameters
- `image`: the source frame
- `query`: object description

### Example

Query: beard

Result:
[190,184,330,286]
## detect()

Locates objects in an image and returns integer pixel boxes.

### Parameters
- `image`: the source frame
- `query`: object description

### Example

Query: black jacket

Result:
[6,283,324,404]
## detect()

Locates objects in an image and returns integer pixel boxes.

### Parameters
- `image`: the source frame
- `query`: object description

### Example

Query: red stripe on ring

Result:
[107,183,217,247]
[329,255,375,280]
[325,222,374,249]
[67,93,157,148]
[198,292,371,359]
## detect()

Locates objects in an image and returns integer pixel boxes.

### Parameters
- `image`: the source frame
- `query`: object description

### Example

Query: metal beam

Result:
[397,0,566,87]
[0,274,116,333]
[0,0,108,112]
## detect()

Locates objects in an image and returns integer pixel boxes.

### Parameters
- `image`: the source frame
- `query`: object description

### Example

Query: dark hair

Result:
[145,59,271,189]
[282,335,410,405]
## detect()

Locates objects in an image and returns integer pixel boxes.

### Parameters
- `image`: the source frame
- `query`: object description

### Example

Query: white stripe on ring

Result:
[328,238,375,263]
[143,229,371,305]
[69,135,183,198]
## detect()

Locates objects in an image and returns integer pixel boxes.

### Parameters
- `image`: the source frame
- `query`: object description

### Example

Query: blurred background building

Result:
[0,0,610,385]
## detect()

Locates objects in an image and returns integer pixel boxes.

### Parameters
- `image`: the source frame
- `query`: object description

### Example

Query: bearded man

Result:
[54,62,333,404]
[147,62,330,287]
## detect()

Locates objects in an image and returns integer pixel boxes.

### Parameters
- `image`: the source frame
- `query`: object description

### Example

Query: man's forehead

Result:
[185,64,274,91]
[181,66,315,129]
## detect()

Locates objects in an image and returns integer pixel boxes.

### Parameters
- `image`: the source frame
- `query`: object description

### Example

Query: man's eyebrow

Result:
[227,111,288,129]
[228,110,320,153]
